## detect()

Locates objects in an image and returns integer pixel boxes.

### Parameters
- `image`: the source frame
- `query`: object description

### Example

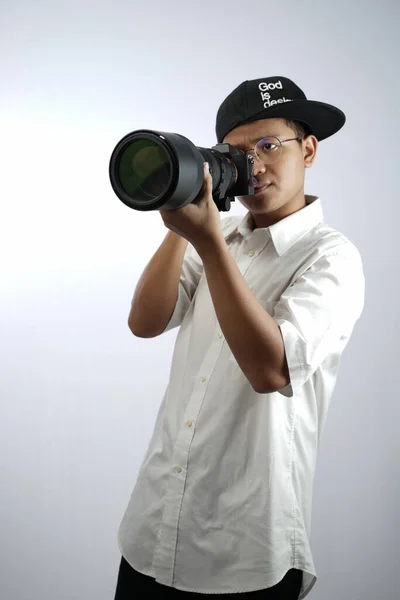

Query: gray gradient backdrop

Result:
[1,1,398,599]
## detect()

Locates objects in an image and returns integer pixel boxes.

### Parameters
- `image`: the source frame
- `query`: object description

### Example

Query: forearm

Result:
[194,234,288,393]
[129,230,188,337]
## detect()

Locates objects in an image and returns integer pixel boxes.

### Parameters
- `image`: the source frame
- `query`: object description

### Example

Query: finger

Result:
[204,162,213,187]
[204,162,211,175]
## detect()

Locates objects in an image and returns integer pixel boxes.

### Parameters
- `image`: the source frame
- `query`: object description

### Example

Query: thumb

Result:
[204,162,213,187]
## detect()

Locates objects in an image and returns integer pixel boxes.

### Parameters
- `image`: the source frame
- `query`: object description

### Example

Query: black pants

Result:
[114,555,303,599]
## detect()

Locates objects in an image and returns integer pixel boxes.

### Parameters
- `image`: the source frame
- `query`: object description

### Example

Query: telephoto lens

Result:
[109,129,257,213]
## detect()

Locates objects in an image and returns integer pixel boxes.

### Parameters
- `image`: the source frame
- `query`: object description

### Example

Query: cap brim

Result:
[219,100,346,143]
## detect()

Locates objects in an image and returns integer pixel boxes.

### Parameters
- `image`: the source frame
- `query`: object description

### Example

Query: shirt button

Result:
[217,332,223,339]
[175,466,182,473]
[201,376,207,382]
[248,250,255,257]
[187,420,193,427]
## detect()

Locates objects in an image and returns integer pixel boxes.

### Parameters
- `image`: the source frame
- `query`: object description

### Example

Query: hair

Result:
[284,119,313,141]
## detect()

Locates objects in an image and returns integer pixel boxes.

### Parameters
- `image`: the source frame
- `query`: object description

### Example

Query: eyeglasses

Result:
[244,136,302,165]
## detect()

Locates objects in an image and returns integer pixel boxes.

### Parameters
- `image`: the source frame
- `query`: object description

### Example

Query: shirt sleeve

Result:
[272,243,365,397]
[161,240,204,333]
[162,216,238,334]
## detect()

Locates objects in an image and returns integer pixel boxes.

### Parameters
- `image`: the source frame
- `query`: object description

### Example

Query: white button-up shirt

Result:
[118,195,365,598]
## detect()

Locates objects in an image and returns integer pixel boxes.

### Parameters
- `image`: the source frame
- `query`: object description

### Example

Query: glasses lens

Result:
[255,136,281,164]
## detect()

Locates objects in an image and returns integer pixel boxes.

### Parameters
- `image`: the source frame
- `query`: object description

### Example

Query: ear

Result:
[304,135,318,168]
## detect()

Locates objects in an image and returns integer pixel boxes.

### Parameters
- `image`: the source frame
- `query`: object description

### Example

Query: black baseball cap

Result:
[216,76,346,143]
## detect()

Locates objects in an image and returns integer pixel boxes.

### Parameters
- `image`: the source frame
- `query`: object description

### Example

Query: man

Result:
[114,76,365,599]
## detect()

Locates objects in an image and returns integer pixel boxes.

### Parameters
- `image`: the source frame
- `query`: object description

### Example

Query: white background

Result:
[1,0,398,598]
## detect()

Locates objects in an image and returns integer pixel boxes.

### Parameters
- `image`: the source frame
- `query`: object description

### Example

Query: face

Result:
[223,118,318,228]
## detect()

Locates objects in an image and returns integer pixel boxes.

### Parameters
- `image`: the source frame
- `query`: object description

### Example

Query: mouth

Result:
[254,184,271,195]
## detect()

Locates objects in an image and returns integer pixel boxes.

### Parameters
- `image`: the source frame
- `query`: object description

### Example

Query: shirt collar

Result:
[223,195,323,256]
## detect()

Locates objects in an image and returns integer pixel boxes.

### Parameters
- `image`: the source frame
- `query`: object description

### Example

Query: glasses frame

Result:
[244,136,302,165]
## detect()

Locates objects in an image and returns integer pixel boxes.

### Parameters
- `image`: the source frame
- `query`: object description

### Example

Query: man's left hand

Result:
[160,162,222,250]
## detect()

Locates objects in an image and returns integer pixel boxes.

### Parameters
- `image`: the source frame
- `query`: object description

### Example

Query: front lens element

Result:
[118,139,172,201]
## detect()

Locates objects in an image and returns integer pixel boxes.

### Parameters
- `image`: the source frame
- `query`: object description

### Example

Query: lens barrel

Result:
[109,129,256,212]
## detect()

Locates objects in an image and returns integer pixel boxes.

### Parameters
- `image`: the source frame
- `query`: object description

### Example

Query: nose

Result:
[249,153,267,177]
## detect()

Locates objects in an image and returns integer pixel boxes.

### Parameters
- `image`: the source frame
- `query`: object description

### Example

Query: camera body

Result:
[200,142,256,211]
